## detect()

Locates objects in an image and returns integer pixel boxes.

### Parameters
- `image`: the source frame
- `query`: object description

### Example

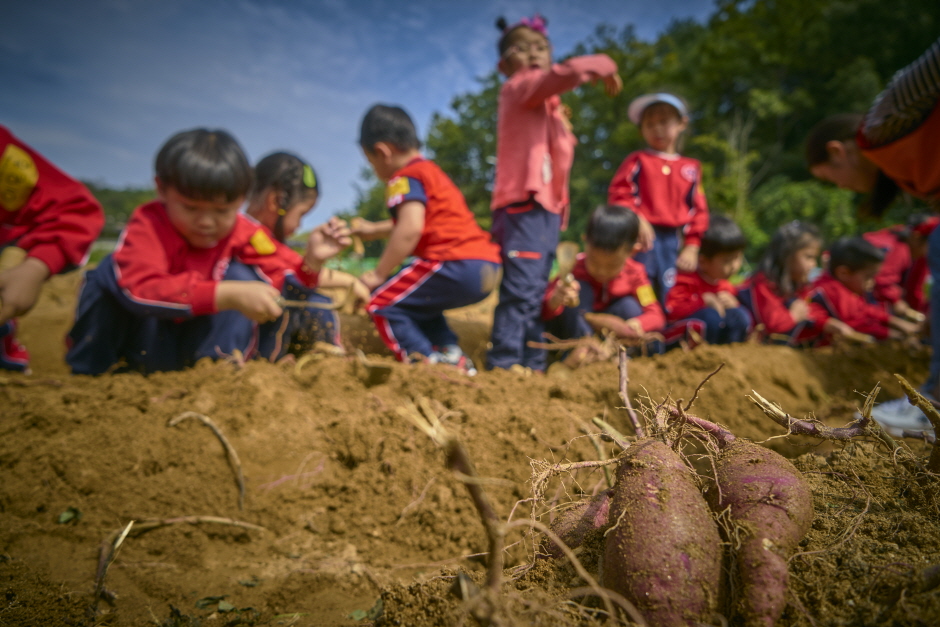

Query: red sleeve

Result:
[749,276,799,334]
[906,256,929,311]
[665,272,708,321]
[810,277,891,339]
[510,55,618,109]
[112,205,218,316]
[1,127,104,274]
[628,264,666,332]
[872,243,910,304]
[683,169,710,248]
[541,276,564,321]
[607,152,642,211]
[235,231,320,290]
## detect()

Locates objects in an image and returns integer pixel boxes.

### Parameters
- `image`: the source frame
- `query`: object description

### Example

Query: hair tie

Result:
[303,164,317,189]
[519,14,547,35]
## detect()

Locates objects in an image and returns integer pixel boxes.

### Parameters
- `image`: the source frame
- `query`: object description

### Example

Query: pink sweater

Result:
[490,54,618,229]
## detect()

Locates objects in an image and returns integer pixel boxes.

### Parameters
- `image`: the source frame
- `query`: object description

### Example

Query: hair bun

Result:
[495,17,508,32]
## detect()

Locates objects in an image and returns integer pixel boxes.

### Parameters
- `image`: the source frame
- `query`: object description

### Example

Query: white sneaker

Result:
[869,395,935,436]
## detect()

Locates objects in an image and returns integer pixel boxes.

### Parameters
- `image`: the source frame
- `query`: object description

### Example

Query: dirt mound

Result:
[1,272,938,626]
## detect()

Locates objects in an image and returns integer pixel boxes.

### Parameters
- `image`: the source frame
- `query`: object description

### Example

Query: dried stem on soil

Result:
[896,374,940,474]
[89,520,134,617]
[617,348,644,438]
[169,411,246,510]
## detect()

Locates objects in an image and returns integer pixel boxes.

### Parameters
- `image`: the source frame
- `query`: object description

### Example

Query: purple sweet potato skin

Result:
[542,489,612,559]
[706,439,814,627]
[603,439,722,627]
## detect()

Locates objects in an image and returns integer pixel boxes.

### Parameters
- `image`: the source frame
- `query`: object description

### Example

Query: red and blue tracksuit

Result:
[737,272,825,346]
[663,271,751,348]
[66,201,338,374]
[0,126,104,371]
[366,158,500,362]
[608,150,710,305]
[808,273,892,342]
[541,254,665,349]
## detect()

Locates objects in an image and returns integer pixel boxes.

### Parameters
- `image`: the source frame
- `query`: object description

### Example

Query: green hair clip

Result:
[303,164,317,189]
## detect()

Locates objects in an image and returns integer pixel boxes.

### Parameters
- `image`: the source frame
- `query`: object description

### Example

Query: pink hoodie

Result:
[490,54,618,229]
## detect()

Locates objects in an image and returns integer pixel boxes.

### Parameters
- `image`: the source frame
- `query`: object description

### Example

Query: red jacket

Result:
[112,201,319,317]
[666,270,736,322]
[542,254,665,332]
[739,272,824,335]
[0,126,104,274]
[809,273,891,340]
[386,158,500,263]
[491,55,618,228]
[862,227,910,305]
[607,149,710,247]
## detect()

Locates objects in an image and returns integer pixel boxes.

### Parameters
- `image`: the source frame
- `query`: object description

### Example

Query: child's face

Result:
[788,241,821,286]
[584,244,631,284]
[835,263,879,296]
[809,140,878,193]
[158,183,242,249]
[640,104,687,154]
[698,250,743,282]
[498,27,551,77]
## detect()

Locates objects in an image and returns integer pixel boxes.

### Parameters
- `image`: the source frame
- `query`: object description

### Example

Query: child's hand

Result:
[702,292,726,317]
[601,73,623,97]
[788,299,810,323]
[676,245,699,272]
[716,291,739,309]
[358,270,386,291]
[215,281,283,323]
[0,257,51,324]
[352,279,372,309]
[890,316,923,337]
[305,217,352,265]
[548,280,580,310]
[637,215,656,252]
[583,312,643,339]
[350,218,393,241]
[823,318,874,344]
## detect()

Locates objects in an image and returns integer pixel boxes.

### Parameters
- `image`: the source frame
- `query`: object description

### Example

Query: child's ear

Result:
[824,140,848,164]
[632,242,642,254]
[264,189,280,215]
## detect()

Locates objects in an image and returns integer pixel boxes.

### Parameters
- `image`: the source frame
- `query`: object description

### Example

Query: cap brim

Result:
[627,93,687,125]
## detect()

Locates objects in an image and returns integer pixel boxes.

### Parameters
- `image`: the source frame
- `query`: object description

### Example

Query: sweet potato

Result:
[541,489,612,559]
[705,439,814,627]
[603,439,722,626]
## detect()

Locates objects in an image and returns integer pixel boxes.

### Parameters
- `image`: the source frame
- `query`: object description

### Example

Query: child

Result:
[737,221,827,346]
[806,37,939,428]
[808,237,922,342]
[487,14,622,372]
[66,129,350,375]
[608,92,709,306]
[862,214,938,317]
[542,205,664,364]
[353,104,501,374]
[664,215,751,347]
[244,152,369,349]
[0,125,104,372]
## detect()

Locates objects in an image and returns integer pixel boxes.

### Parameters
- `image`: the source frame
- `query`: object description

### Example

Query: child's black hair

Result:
[757,221,822,296]
[585,205,639,252]
[359,104,422,152]
[155,128,252,202]
[495,16,548,56]
[804,113,863,166]
[828,236,885,273]
[252,152,318,209]
[700,214,747,258]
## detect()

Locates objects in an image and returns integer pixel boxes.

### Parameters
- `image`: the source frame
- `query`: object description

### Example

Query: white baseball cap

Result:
[627,93,688,125]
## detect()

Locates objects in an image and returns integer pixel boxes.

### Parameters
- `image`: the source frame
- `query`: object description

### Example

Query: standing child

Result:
[353,104,501,374]
[542,205,664,365]
[66,129,351,374]
[664,215,751,347]
[608,93,709,306]
[487,14,621,372]
[244,152,369,350]
[0,126,104,372]
[737,221,827,346]
[809,237,922,344]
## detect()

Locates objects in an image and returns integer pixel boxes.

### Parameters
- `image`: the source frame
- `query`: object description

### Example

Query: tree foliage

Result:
[351,0,939,257]
[83,182,155,238]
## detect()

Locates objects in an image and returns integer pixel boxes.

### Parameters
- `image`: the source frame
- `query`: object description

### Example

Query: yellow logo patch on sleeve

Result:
[636,284,657,307]
[385,176,410,207]
[249,229,277,255]
[0,144,39,212]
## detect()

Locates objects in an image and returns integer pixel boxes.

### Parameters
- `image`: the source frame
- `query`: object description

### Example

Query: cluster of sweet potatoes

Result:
[545,421,813,626]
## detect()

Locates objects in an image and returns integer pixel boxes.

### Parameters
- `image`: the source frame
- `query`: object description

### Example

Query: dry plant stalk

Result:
[169,411,246,510]
[88,520,134,617]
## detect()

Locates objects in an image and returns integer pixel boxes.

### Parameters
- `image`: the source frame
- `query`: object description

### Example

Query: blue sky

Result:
[2,0,714,229]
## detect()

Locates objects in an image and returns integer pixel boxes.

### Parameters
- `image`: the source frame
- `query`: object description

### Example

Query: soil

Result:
[1,271,938,627]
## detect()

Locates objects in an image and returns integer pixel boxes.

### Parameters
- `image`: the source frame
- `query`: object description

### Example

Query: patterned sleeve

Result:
[861,37,940,147]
